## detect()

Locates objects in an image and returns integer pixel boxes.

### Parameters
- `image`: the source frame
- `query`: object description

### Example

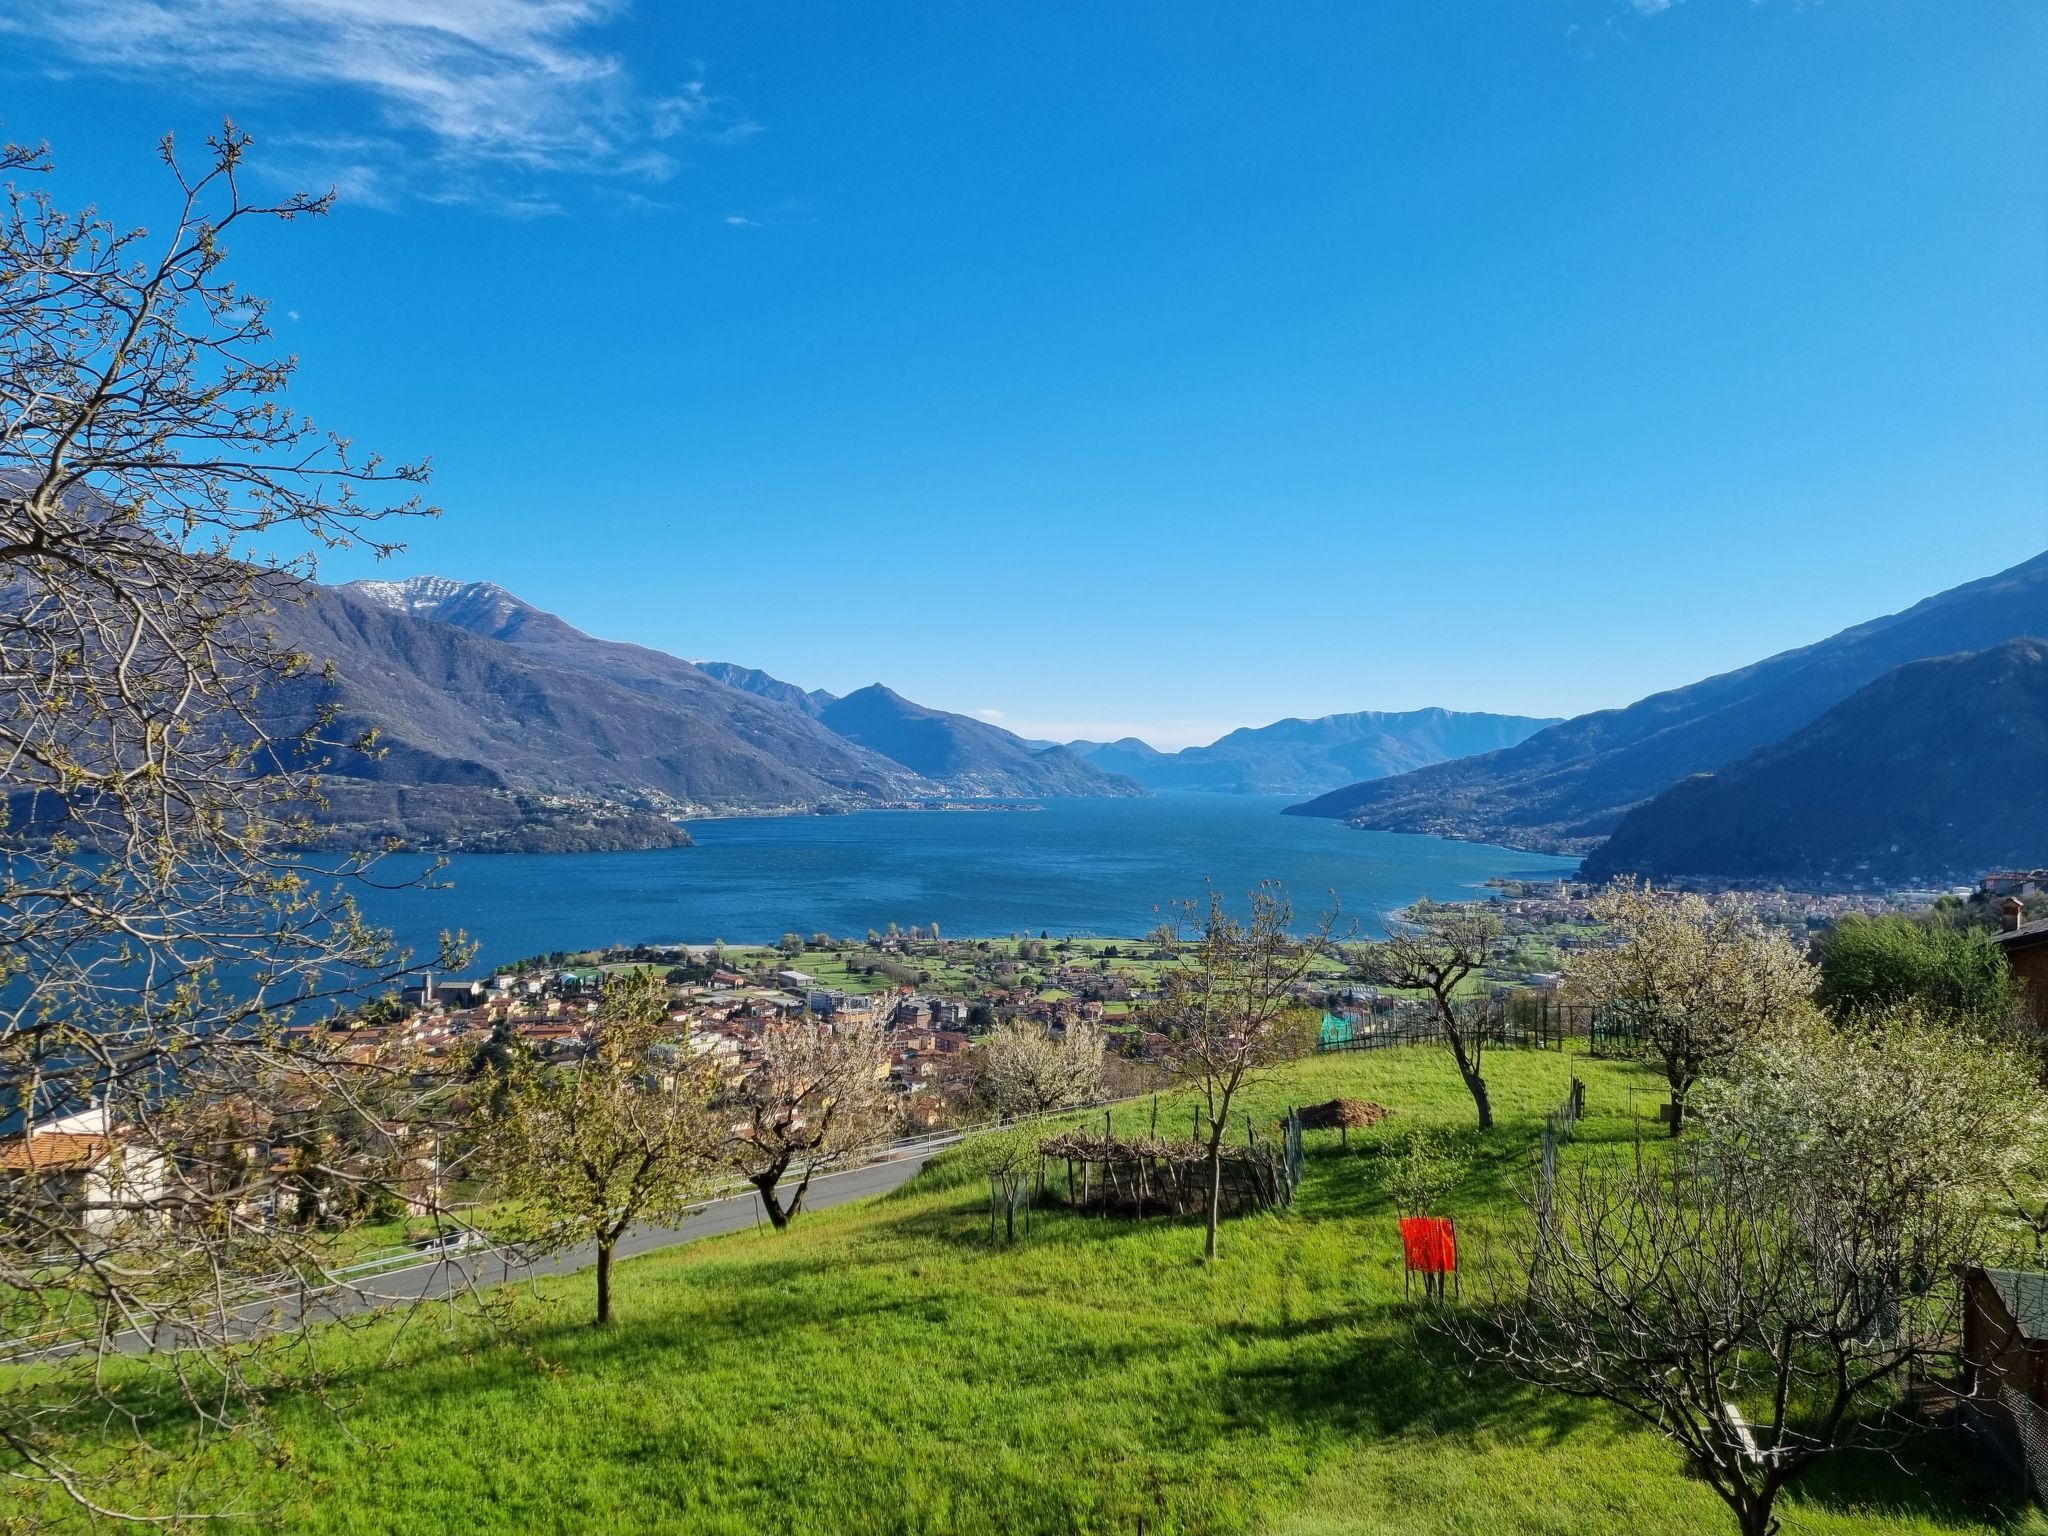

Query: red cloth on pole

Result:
[1399,1216,1457,1274]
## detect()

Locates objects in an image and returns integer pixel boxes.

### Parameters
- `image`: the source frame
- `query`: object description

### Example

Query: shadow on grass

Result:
[1210,1299,1606,1452]
[1779,1423,2037,1531]
[1291,1095,1669,1227]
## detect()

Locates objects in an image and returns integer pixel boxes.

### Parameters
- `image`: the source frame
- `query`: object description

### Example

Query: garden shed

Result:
[1962,1266,2048,1490]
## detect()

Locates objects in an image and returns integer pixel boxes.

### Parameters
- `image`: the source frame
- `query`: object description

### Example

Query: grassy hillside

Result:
[23,1049,2034,1536]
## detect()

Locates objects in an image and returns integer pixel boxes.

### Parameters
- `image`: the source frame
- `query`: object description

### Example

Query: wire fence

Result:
[1318,998,1642,1058]
[1997,1387,2048,1512]
[1533,1074,1586,1258]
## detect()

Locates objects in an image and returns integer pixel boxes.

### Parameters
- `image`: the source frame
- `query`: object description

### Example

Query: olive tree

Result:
[1153,884,1326,1260]
[1567,880,1815,1134]
[483,969,720,1326]
[727,1014,895,1230]
[1450,1008,2047,1536]
[0,126,451,1515]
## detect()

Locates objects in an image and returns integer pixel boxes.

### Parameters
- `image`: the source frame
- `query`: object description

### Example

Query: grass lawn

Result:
[19,1047,2040,1536]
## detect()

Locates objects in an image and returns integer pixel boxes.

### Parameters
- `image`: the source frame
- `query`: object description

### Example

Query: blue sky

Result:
[4,1,2044,748]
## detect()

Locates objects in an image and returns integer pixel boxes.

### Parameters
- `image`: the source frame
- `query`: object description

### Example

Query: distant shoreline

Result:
[678,798,1047,824]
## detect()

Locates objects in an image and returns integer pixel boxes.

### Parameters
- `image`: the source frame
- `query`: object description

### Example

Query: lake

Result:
[352,794,1578,971]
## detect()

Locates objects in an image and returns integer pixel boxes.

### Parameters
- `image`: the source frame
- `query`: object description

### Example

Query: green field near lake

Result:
[19,1047,2038,1536]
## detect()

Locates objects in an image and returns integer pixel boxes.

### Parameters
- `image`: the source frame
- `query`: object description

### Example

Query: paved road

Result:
[355,1146,946,1310]
[14,1145,949,1360]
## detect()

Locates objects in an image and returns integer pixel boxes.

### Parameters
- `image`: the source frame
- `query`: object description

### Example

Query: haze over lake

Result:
[355,794,1578,970]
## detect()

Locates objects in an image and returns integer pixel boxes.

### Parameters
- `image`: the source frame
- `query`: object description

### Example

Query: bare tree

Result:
[483,970,720,1326]
[1448,1009,2047,1536]
[1567,880,1816,1134]
[958,1124,1040,1244]
[727,1014,895,1230]
[0,126,452,1514]
[976,1015,1105,1118]
[1153,884,1327,1260]
[1361,905,1502,1130]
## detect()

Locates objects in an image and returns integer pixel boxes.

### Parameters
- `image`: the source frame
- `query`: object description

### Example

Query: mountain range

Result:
[1288,551,2048,856]
[260,575,1557,850]
[1286,550,2048,884]
[817,686,1136,798]
[694,662,835,719]
[1579,638,2048,887]
[264,577,1143,848]
[1070,709,1558,796]
[271,549,2048,878]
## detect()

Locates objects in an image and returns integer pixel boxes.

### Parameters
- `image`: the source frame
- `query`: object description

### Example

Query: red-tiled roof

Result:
[0,1132,110,1172]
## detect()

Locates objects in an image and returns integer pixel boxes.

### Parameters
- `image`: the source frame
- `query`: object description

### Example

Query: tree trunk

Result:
[1666,1075,1690,1137]
[1443,1017,1493,1132]
[1713,1452,1780,1536]
[595,1240,614,1326]
[1465,1070,1494,1132]
[783,1163,817,1226]
[752,1170,793,1230]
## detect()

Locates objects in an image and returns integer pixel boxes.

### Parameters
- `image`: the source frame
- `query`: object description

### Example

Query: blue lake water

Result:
[353,794,1578,971]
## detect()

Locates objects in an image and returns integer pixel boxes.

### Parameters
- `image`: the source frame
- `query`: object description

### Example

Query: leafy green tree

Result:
[1815,913,2015,1024]
[1922,890,2048,933]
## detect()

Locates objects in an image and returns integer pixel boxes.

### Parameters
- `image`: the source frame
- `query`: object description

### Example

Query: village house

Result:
[0,1105,167,1241]
[400,973,487,1012]
[514,1020,590,1063]
[1996,899,2048,1028]
[1984,871,2048,900]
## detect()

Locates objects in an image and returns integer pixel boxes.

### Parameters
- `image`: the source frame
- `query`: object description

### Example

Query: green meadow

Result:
[17,1047,2036,1536]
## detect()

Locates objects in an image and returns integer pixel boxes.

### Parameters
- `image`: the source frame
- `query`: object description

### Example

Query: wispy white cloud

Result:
[1,1,754,208]
[1624,0,1675,12]
[719,197,814,231]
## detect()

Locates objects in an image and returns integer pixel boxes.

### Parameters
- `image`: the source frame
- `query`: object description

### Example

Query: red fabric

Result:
[1399,1216,1457,1274]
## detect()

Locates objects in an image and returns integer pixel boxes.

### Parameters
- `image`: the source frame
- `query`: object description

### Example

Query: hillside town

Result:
[218,865,2048,1174]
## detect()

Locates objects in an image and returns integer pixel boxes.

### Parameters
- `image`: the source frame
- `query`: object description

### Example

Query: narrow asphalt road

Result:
[354,1146,946,1310]
[14,1145,950,1361]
